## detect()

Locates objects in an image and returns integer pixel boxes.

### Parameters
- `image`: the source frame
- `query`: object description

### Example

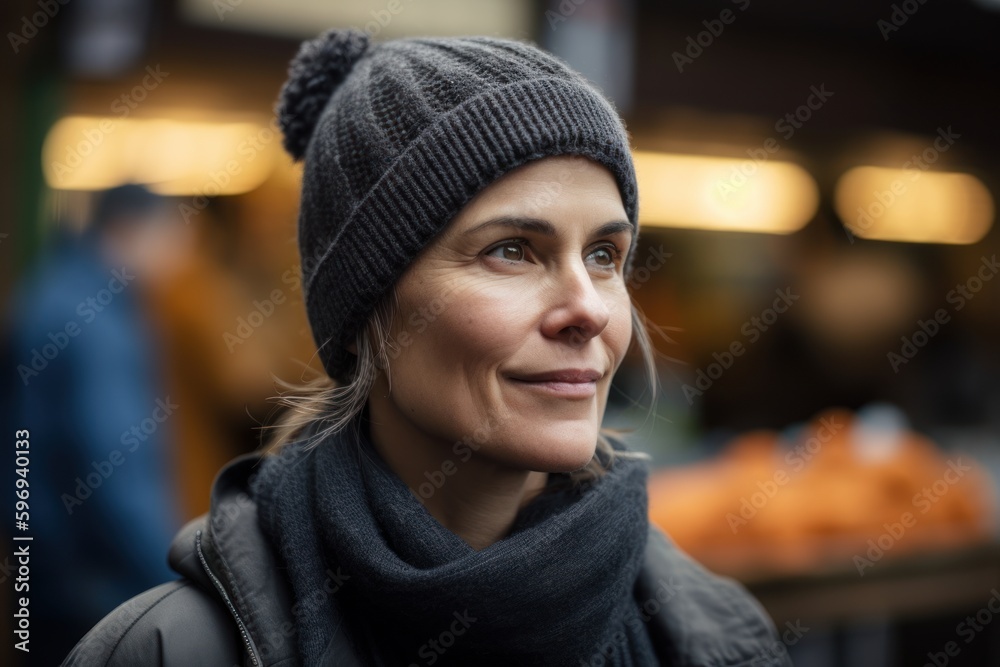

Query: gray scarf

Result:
[251,417,659,666]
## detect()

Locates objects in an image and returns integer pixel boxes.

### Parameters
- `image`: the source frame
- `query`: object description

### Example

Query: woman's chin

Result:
[507,422,600,473]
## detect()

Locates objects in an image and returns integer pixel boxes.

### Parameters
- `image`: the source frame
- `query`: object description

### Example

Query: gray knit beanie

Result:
[277,28,640,382]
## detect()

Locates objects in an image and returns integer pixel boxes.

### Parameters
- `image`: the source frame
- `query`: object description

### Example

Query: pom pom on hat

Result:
[276,28,371,161]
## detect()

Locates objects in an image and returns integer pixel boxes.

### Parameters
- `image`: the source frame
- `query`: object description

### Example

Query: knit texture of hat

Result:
[277,28,640,382]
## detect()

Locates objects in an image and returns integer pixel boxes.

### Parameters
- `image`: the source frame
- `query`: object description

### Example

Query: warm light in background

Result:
[42,116,279,195]
[633,151,820,234]
[180,0,534,39]
[834,166,995,244]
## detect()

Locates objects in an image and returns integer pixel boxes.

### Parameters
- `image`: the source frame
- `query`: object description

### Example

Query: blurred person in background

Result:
[139,196,286,520]
[64,29,791,666]
[5,184,186,664]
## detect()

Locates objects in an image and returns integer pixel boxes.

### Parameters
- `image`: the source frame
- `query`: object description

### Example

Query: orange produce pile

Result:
[648,409,996,580]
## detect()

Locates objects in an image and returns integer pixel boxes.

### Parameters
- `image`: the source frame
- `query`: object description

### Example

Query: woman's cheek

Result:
[605,292,633,358]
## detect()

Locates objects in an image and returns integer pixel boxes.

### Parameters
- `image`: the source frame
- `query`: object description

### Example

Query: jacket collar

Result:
[169,453,313,666]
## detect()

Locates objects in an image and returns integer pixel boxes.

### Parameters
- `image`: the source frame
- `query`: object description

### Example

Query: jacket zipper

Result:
[195,529,262,666]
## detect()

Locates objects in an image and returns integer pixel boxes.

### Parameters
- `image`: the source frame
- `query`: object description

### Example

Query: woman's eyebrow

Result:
[592,220,634,239]
[463,216,633,239]
[464,215,555,236]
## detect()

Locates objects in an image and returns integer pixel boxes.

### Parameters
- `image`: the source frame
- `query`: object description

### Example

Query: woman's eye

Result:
[486,242,526,262]
[588,245,618,268]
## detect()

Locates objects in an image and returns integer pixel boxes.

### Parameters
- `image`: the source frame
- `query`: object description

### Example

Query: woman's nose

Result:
[539,260,613,346]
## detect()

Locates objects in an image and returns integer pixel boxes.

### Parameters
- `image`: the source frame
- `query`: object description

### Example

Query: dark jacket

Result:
[63,453,793,666]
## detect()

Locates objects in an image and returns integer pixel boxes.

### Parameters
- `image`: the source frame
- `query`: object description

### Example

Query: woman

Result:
[64,28,791,666]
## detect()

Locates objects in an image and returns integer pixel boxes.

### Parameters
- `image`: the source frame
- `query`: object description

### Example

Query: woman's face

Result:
[373,155,634,472]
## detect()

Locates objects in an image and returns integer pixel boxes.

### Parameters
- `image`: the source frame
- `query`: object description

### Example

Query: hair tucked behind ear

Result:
[263,293,658,485]
[262,292,394,453]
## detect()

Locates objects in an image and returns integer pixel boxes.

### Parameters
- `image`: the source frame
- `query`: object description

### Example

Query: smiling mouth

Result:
[506,369,602,399]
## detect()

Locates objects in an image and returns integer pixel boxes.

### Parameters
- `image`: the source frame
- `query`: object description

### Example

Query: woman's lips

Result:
[506,369,602,398]
[509,378,597,398]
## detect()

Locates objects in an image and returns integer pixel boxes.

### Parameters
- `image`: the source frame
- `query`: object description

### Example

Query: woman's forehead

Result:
[451,157,628,226]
